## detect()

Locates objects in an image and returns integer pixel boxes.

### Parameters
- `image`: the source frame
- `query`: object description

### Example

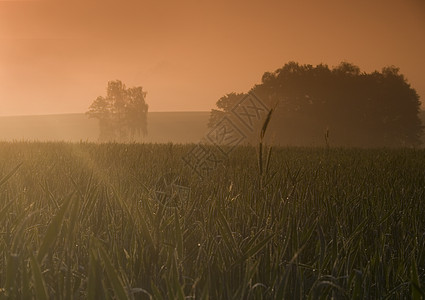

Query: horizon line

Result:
[0,110,212,118]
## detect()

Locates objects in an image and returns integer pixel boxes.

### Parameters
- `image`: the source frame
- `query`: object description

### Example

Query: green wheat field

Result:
[0,142,424,299]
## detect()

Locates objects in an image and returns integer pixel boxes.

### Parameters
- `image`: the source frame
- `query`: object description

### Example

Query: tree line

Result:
[87,63,423,146]
[210,62,423,147]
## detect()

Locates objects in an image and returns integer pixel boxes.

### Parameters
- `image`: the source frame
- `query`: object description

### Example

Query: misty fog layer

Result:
[0,112,209,143]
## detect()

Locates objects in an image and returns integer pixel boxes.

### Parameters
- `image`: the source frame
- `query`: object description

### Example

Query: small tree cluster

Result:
[87,80,148,141]
[210,62,423,147]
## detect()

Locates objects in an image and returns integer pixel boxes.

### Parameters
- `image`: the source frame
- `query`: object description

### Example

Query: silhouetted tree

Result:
[87,96,115,140]
[125,86,148,138]
[209,92,246,127]
[87,80,148,141]
[210,62,423,147]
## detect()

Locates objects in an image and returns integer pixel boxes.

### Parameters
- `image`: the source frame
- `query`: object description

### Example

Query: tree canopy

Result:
[87,80,148,141]
[209,62,423,147]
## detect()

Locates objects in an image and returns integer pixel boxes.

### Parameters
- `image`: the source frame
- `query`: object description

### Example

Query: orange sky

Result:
[0,0,424,116]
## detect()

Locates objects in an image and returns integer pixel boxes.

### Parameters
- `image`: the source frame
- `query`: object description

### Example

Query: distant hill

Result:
[0,112,210,143]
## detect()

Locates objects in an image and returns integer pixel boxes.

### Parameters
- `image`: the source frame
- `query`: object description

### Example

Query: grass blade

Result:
[0,163,22,188]
[411,257,424,300]
[174,208,184,260]
[37,192,73,262]
[0,200,14,223]
[30,253,49,300]
[94,238,130,300]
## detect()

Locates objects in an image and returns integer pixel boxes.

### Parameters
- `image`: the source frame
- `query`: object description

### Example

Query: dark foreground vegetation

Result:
[0,142,424,299]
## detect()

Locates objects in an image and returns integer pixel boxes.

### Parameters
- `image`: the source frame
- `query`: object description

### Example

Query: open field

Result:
[0,142,424,299]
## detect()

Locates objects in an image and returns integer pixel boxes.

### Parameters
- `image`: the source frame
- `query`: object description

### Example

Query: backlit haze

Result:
[1,0,424,116]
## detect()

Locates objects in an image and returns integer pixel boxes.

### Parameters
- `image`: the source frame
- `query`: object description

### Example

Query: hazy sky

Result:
[1,0,424,116]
